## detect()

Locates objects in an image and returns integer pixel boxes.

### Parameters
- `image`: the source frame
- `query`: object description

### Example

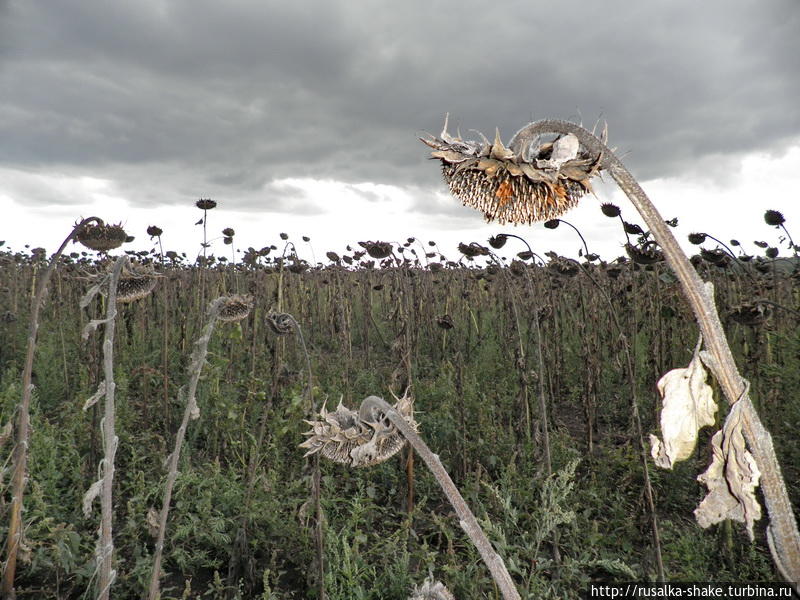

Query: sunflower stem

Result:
[362,396,521,600]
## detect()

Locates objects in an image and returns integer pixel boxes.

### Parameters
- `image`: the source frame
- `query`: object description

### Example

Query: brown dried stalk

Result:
[509,120,800,588]
[1,216,103,599]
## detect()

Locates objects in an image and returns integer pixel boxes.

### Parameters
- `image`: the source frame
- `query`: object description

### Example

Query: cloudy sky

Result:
[1,1,799,262]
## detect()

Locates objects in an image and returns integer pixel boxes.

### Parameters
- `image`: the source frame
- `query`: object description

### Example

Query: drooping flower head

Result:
[421,115,602,224]
[300,394,417,468]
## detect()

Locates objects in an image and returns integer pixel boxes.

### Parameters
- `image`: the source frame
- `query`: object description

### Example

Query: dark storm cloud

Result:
[1,0,798,211]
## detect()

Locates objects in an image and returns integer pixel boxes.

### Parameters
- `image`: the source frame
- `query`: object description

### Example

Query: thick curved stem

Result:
[362,396,521,600]
[2,217,102,599]
[512,120,800,587]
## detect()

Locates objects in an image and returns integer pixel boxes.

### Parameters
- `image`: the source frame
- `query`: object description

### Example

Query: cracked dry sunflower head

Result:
[421,115,601,225]
[300,394,417,468]
[217,294,254,322]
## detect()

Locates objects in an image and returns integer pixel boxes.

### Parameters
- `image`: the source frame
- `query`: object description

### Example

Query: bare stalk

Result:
[362,396,521,600]
[511,120,800,586]
[97,255,127,599]
[2,216,102,599]
[147,297,227,600]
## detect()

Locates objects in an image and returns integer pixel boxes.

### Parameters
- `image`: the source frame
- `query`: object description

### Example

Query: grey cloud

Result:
[1,0,798,211]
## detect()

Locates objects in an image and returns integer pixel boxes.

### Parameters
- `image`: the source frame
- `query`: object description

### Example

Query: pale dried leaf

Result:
[650,348,717,468]
[536,133,579,169]
[83,478,103,517]
[695,402,762,539]
[146,507,161,538]
[79,282,105,309]
[83,380,106,411]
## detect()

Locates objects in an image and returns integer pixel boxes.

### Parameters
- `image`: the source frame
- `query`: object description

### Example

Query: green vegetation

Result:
[0,231,798,598]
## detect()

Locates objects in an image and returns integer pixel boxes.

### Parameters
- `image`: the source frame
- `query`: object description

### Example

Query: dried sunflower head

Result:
[457,242,489,258]
[266,311,294,335]
[729,302,770,327]
[358,241,393,260]
[700,248,730,267]
[547,257,579,277]
[217,294,253,322]
[625,242,664,265]
[196,198,217,210]
[116,263,159,303]
[421,115,601,225]
[76,221,128,252]
[300,394,417,468]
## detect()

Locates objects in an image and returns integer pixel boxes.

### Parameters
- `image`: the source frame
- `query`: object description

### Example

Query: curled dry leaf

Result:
[695,401,762,540]
[649,347,717,469]
[82,478,103,517]
[146,507,161,538]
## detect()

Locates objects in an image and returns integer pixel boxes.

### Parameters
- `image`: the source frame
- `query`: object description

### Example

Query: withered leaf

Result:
[650,347,717,469]
[695,401,762,540]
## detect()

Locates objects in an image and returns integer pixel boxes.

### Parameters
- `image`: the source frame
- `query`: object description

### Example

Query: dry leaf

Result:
[146,507,161,538]
[695,401,762,540]
[650,346,717,469]
[83,478,103,517]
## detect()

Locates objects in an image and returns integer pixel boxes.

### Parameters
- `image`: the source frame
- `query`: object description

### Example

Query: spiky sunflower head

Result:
[457,242,489,258]
[548,257,579,277]
[300,394,417,468]
[700,248,730,267]
[764,210,785,227]
[729,302,770,327]
[196,198,217,210]
[358,241,393,259]
[688,232,707,245]
[625,242,664,265]
[76,221,128,252]
[217,294,253,322]
[488,234,508,249]
[600,203,621,218]
[421,115,601,225]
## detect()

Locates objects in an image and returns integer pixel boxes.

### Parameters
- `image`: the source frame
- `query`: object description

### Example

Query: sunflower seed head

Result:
[217,294,254,322]
[76,221,128,252]
[423,117,601,224]
[300,394,417,468]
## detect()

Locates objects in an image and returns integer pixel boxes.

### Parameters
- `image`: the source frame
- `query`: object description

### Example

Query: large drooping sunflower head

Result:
[300,394,416,468]
[421,115,602,224]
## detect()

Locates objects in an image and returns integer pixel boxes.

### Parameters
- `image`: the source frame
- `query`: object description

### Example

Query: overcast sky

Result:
[1,1,799,262]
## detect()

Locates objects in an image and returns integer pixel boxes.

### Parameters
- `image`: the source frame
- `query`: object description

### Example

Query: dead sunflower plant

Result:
[301,394,522,600]
[422,117,800,589]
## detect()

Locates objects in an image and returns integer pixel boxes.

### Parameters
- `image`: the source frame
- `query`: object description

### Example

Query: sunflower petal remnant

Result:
[300,394,417,467]
[421,116,602,224]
